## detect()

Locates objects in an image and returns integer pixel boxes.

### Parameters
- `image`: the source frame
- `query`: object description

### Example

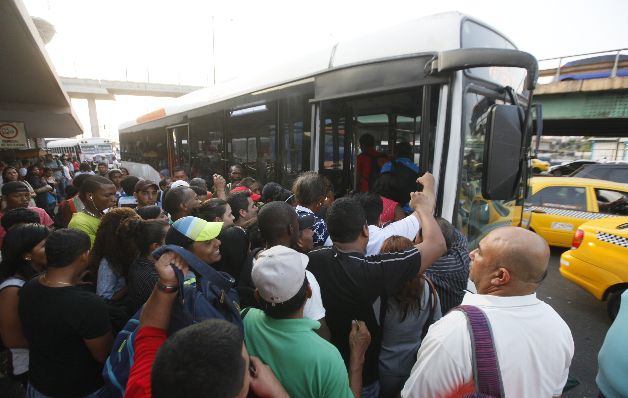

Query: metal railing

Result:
[538,48,628,82]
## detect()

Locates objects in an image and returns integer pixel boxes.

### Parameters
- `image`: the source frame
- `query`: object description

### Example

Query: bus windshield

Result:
[80,143,113,155]
[462,20,527,92]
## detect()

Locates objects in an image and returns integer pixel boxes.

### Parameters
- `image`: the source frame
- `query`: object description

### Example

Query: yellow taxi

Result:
[531,158,550,173]
[560,216,628,320]
[462,195,522,248]
[523,177,628,248]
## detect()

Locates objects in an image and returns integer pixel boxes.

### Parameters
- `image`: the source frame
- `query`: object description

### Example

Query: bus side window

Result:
[228,102,277,183]
[189,115,225,178]
[280,96,311,187]
[231,137,251,169]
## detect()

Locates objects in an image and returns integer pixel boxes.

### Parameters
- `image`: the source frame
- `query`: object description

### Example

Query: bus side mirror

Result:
[482,104,523,200]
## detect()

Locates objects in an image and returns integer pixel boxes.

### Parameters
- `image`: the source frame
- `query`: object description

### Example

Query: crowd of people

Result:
[0,148,622,398]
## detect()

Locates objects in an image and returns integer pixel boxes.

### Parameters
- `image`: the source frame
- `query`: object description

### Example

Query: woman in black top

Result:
[0,224,50,386]
[193,199,250,282]
[121,218,170,314]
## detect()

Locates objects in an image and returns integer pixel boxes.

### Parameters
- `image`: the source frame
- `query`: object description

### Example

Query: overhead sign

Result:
[0,122,27,149]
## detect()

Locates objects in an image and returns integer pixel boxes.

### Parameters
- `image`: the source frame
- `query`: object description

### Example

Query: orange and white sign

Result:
[0,122,27,149]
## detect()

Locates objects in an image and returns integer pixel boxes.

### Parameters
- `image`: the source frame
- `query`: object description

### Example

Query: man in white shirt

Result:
[61,159,72,181]
[353,192,420,256]
[402,226,574,398]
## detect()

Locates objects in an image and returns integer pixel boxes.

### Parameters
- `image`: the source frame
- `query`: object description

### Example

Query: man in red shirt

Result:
[356,134,387,192]
[0,182,53,248]
[125,251,290,398]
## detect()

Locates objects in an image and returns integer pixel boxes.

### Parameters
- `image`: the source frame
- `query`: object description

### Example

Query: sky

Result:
[23,0,628,140]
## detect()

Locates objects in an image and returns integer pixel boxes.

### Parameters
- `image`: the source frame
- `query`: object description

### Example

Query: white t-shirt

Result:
[402,292,574,398]
[0,277,29,375]
[118,196,137,208]
[74,171,95,177]
[62,165,72,180]
[366,215,420,256]
[303,270,326,321]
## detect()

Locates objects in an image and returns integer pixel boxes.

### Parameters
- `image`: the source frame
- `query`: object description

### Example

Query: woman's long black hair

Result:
[0,223,50,281]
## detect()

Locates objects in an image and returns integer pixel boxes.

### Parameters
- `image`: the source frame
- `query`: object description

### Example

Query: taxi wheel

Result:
[607,288,626,321]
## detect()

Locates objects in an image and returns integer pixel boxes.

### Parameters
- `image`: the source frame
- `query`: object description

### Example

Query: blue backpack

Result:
[102,245,243,397]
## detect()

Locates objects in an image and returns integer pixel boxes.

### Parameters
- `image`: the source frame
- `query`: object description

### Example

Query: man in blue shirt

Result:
[380,142,420,212]
[597,290,628,397]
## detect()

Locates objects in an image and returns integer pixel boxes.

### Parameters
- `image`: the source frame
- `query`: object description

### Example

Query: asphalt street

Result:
[537,247,612,398]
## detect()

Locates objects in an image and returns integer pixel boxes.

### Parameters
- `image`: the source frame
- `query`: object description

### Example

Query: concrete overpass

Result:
[60,77,202,138]
[534,55,628,137]
[60,78,202,100]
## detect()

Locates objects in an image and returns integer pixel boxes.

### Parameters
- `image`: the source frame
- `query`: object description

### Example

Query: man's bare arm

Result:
[411,173,446,273]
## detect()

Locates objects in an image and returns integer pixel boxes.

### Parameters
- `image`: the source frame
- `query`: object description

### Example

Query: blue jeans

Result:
[27,383,102,398]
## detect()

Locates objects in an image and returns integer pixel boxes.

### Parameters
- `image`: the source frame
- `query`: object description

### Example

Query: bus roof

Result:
[120,12,515,134]
[47,138,80,148]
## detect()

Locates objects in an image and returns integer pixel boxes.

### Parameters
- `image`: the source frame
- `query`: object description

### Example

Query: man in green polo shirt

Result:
[244,245,370,398]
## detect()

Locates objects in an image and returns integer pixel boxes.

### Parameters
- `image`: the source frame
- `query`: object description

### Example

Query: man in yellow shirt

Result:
[69,176,117,246]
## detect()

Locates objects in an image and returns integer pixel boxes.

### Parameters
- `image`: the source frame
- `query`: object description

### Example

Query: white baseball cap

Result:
[252,245,308,305]
[170,180,190,189]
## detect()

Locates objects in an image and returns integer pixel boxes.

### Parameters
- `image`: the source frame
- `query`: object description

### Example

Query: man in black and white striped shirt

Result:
[424,218,470,314]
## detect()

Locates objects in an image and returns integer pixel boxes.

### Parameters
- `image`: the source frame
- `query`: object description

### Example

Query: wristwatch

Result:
[156,281,179,293]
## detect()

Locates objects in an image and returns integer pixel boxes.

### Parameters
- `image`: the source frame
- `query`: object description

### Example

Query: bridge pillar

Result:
[87,96,100,137]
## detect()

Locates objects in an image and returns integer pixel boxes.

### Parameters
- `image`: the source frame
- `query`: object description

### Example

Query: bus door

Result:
[188,113,226,178]
[315,88,438,197]
[227,103,278,183]
[317,103,352,197]
[167,124,190,172]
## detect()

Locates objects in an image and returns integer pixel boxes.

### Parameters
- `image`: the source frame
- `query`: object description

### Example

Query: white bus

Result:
[119,12,540,246]
[47,137,118,164]
[46,138,82,160]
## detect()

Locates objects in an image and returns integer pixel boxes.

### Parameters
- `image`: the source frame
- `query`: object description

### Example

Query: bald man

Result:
[402,227,574,398]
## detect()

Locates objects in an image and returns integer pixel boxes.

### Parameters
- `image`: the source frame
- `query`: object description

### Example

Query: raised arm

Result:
[139,252,188,330]
[412,173,446,273]
[125,251,188,398]
[213,174,227,201]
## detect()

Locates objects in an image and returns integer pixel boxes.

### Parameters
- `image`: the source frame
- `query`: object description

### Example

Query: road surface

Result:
[538,248,611,397]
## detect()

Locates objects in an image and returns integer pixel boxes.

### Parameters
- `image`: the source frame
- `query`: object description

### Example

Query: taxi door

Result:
[525,185,592,247]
